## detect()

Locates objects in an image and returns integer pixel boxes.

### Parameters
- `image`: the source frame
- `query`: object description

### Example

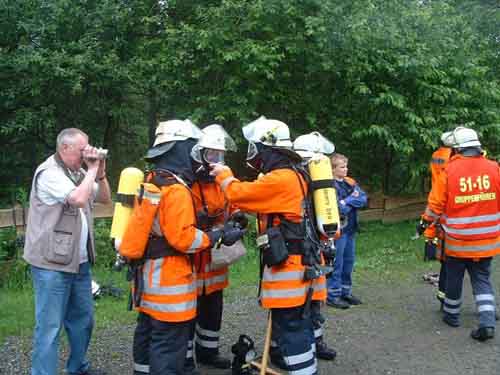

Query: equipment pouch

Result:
[262,226,288,267]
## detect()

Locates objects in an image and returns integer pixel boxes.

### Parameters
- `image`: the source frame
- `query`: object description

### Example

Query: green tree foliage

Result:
[0,0,498,203]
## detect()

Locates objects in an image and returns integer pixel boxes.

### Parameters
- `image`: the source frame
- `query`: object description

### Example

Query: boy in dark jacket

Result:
[327,153,368,309]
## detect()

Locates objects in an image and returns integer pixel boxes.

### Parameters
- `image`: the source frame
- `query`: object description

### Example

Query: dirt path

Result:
[1,260,499,375]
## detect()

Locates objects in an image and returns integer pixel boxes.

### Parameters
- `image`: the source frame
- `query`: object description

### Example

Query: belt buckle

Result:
[256,234,269,248]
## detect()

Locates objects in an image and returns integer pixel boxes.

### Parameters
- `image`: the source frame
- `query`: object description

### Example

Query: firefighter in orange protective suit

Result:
[423,126,499,341]
[119,120,246,375]
[418,131,453,304]
[210,117,321,375]
[184,124,246,371]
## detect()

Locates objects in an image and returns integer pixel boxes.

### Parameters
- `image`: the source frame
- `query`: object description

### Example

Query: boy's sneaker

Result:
[470,327,494,342]
[326,297,350,309]
[342,295,362,305]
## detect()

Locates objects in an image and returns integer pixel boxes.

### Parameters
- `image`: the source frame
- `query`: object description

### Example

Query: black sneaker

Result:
[342,295,362,305]
[326,297,350,309]
[470,327,495,342]
[316,339,337,361]
[442,315,460,328]
[198,354,231,369]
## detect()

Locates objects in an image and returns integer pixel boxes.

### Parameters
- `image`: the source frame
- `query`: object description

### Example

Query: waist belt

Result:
[145,236,182,259]
[286,240,304,255]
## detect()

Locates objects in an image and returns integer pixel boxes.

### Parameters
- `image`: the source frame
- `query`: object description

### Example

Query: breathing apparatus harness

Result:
[256,165,333,318]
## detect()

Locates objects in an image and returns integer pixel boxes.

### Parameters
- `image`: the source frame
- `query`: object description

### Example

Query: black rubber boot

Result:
[270,354,288,370]
[470,327,495,342]
[184,358,201,375]
[198,354,231,369]
[316,339,337,361]
[442,315,460,328]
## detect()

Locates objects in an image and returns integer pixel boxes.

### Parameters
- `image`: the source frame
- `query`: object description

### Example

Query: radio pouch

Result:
[262,225,288,267]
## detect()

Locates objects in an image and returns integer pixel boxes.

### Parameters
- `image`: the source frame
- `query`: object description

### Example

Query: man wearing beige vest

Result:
[23,128,111,375]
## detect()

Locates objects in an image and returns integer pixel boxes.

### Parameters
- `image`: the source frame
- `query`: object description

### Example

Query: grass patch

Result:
[0,219,435,343]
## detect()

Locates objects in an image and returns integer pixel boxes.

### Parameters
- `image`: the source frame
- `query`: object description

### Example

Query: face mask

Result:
[246,142,259,161]
[203,148,225,164]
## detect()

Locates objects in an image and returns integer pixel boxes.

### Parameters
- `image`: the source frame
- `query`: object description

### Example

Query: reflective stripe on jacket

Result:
[427,154,500,259]
[216,168,319,308]
[192,181,229,295]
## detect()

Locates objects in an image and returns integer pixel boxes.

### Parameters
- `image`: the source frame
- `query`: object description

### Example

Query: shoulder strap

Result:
[53,152,84,186]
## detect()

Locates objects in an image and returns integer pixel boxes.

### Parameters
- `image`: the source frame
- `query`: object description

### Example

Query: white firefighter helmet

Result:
[450,126,481,148]
[243,116,300,161]
[440,131,454,147]
[191,124,237,164]
[293,131,335,159]
[146,119,202,160]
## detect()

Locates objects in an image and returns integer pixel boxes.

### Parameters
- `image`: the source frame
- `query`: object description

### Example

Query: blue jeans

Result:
[327,233,356,300]
[31,262,94,375]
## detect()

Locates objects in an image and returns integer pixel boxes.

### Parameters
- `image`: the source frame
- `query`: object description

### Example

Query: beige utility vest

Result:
[23,155,95,273]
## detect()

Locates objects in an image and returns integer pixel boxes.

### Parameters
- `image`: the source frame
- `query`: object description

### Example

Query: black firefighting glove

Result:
[228,211,249,230]
[208,225,247,248]
[207,230,224,248]
[221,223,247,246]
[416,218,431,236]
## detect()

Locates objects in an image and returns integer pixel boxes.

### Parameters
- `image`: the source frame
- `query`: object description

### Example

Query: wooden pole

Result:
[260,312,273,375]
[250,360,282,375]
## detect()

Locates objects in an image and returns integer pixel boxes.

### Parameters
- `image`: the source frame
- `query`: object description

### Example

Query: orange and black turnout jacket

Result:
[120,174,213,322]
[425,154,500,259]
[216,168,326,309]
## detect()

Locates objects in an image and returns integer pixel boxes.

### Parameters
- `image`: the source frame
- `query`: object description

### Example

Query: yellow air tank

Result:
[307,154,340,238]
[110,167,144,240]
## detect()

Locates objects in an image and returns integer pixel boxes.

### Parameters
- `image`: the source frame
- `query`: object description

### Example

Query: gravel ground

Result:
[2,260,499,375]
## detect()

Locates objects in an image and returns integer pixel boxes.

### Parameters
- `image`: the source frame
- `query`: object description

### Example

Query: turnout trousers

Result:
[185,289,224,368]
[437,259,447,301]
[443,257,496,328]
[133,312,191,375]
[311,301,325,350]
[270,306,317,374]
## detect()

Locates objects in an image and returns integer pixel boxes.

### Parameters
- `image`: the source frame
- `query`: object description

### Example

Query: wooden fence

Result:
[0,194,427,230]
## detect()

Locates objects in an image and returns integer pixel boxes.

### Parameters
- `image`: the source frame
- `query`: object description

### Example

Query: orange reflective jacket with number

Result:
[120,178,212,322]
[427,154,500,259]
[216,168,322,308]
[191,181,229,295]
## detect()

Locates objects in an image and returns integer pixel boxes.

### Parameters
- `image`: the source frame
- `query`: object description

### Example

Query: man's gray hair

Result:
[56,128,87,150]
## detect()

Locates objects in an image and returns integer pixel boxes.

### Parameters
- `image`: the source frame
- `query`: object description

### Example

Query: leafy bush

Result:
[93,219,118,270]
[0,227,18,261]
[0,227,29,288]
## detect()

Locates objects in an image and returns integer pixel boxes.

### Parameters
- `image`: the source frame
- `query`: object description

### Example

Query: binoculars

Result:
[83,147,108,161]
